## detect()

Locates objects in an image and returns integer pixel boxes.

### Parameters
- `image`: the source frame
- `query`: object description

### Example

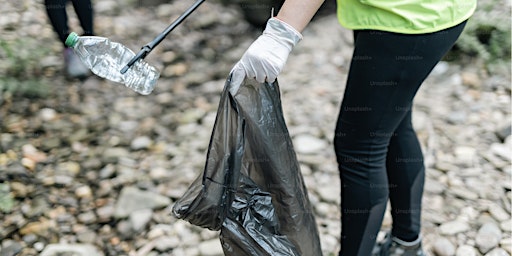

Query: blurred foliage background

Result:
[447,0,511,74]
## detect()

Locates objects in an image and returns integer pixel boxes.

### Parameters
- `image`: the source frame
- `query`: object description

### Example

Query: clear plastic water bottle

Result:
[65,32,160,95]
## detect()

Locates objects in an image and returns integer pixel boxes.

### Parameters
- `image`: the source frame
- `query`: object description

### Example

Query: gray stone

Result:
[293,134,328,154]
[454,146,477,165]
[76,230,97,244]
[447,111,467,125]
[99,164,116,179]
[94,0,120,15]
[41,137,62,150]
[154,236,181,252]
[75,185,93,199]
[488,202,510,222]
[33,242,45,252]
[130,136,152,150]
[39,244,104,256]
[77,211,97,224]
[316,185,340,204]
[198,239,224,256]
[490,143,512,161]
[476,222,502,254]
[455,245,477,256]
[433,237,456,256]
[439,220,470,235]
[424,179,445,194]
[149,167,172,180]
[68,128,90,143]
[114,187,171,218]
[129,208,153,232]
[39,108,57,121]
[116,220,133,239]
[39,55,61,69]
[96,205,115,221]
[23,196,50,218]
[22,234,38,245]
[450,186,479,200]
[53,175,73,186]
[484,248,509,256]
[500,237,512,255]
[0,240,23,256]
[500,219,512,232]
[102,147,130,163]
[147,224,174,240]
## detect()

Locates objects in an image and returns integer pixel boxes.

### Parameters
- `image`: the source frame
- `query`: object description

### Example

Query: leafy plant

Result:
[0,38,50,77]
[450,0,511,65]
[0,78,50,99]
[0,38,52,98]
[0,183,14,213]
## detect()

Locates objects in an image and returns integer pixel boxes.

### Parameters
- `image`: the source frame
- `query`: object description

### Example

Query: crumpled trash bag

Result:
[172,73,322,256]
[220,175,301,255]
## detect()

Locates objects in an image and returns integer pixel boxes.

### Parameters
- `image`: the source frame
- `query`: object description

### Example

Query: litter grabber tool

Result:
[65,0,205,95]
[120,0,206,74]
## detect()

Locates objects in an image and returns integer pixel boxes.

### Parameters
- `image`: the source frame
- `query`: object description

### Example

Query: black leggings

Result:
[334,21,467,256]
[45,0,94,46]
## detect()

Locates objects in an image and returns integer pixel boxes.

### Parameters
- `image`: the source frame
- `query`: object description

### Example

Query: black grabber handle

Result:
[120,0,206,74]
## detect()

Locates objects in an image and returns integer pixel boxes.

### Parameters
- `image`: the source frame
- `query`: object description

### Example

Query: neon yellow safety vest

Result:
[337,0,477,34]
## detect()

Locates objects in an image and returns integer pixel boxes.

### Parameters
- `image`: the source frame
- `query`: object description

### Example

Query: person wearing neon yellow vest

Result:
[231,0,476,255]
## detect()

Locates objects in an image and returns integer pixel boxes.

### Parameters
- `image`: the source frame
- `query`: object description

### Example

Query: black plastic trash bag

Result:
[172,73,322,256]
[220,174,301,255]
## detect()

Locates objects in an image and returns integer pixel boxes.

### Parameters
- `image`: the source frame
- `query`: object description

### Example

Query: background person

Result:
[44,0,95,79]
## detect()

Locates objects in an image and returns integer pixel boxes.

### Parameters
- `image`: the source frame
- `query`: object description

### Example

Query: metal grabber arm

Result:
[120,0,206,74]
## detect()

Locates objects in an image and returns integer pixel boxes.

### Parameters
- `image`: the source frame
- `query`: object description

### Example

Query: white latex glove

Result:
[231,17,302,85]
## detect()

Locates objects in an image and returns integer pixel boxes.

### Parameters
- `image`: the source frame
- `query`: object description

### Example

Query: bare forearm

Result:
[275,0,325,32]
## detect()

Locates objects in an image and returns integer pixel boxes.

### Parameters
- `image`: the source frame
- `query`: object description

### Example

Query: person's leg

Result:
[70,0,94,36]
[45,0,69,46]
[384,21,468,244]
[334,21,467,256]
[386,110,425,242]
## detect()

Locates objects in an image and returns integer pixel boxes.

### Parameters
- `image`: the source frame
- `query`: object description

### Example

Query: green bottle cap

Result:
[65,32,79,47]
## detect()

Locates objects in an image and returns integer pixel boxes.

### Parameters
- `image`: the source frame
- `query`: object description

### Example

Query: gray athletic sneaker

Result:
[64,48,90,79]
[377,232,427,256]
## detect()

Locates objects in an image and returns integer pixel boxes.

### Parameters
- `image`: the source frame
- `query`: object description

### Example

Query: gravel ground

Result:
[0,0,511,256]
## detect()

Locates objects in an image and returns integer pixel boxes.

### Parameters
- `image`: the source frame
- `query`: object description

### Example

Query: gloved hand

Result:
[231,17,302,85]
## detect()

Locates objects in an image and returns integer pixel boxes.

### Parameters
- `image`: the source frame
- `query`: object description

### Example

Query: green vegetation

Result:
[0,38,51,99]
[449,0,511,72]
[0,183,14,213]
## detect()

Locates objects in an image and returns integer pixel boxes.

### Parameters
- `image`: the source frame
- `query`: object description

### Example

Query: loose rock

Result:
[476,222,502,254]
[114,186,171,218]
[39,244,104,256]
[433,237,456,256]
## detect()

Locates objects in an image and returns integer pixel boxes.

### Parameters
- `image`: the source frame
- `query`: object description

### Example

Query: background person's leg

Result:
[45,0,91,78]
[70,0,94,36]
[45,0,69,45]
